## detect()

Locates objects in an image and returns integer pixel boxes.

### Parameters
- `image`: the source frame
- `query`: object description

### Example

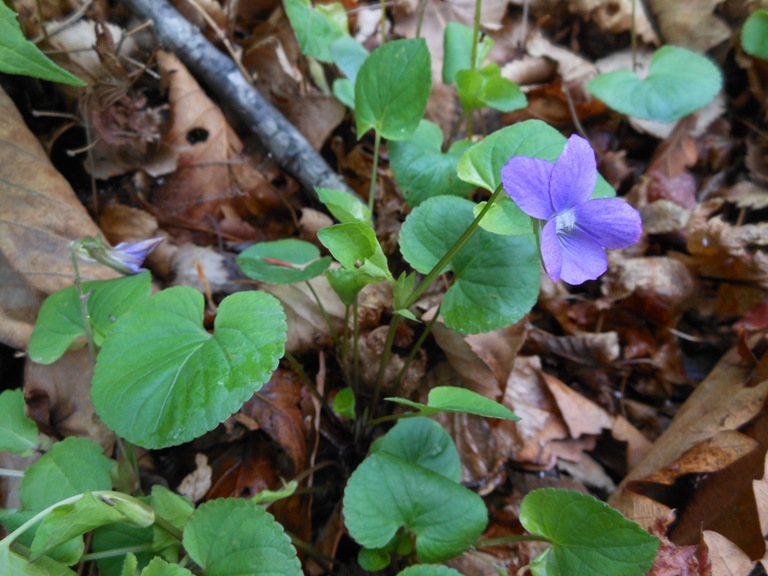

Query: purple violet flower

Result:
[501,134,642,285]
[74,236,163,275]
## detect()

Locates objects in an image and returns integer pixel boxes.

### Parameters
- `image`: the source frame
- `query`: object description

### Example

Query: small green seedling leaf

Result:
[120,554,138,576]
[92,289,286,448]
[316,187,372,224]
[358,547,390,571]
[356,38,432,140]
[283,0,348,62]
[455,63,527,113]
[389,120,475,207]
[324,267,374,305]
[344,450,487,563]
[398,566,464,576]
[141,557,194,576]
[0,3,85,86]
[587,45,722,123]
[28,272,152,364]
[371,417,461,481]
[237,239,332,284]
[318,222,393,282]
[251,480,299,505]
[400,196,539,333]
[183,498,302,575]
[743,9,768,60]
[31,492,154,561]
[442,21,492,84]
[332,387,356,419]
[393,272,418,318]
[387,386,519,421]
[0,389,39,455]
[21,437,113,511]
[150,485,193,553]
[457,119,615,197]
[520,488,659,576]
[473,196,533,236]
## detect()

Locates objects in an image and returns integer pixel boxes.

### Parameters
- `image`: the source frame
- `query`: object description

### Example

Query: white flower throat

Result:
[556,208,576,234]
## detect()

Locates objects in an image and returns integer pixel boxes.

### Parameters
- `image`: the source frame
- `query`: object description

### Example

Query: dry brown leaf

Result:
[542,372,614,438]
[610,342,768,522]
[280,95,346,151]
[0,86,116,350]
[177,453,213,503]
[645,0,730,52]
[566,0,659,44]
[641,430,758,486]
[641,200,692,234]
[24,348,114,450]
[703,531,753,576]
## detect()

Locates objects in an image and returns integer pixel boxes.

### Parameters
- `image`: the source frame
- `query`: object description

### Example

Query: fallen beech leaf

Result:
[0,86,115,350]
[645,0,730,52]
[702,531,753,576]
[641,430,758,486]
[24,348,114,450]
[542,372,614,438]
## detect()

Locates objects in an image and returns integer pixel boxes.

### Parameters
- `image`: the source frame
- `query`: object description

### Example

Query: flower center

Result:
[555,208,576,235]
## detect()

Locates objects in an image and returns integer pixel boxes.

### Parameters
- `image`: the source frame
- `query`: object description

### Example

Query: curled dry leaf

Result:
[170,243,230,293]
[702,531,753,576]
[645,0,730,52]
[566,0,659,44]
[24,348,114,450]
[0,86,116,350]
[177,453,213,504]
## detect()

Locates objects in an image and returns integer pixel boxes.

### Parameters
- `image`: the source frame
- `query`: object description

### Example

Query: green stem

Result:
[80,544,155,562]
[466,0,483,137]
[352,297,361,391]
[366,409,422,428]
[368,131,382,215]
[370,183,504,415]
[71,241,96,363]
[0,468,24,478]
[304,280,340,349]
[474,534,552,547]
[403,182,505,310]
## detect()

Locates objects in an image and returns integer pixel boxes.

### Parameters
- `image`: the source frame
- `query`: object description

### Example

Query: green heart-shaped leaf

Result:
[141,557,194,576]
[0,3,85,86]
[283,0,348,63]
[457,119,615,198]
[318,223,393,282]
[473,196,533,236]
[329,36,369,83]
[0,390,39,455]
[520,488,659,576]
[455,63,527,113]
[28,272,152,364]
[371,417,461,481]
[183,499,301,575]
[398,566,464,576]
[587,45,722,123]
[389,120,475,207]
[92,289,286,448]
[356,39,432,140]
[743,9,768,60]
[387,386,519,422]
[344,419,487,562]
[400,196,539,333]
[237,239,331,284]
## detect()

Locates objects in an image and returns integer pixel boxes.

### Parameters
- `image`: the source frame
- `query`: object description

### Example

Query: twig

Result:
[121,0,360,202]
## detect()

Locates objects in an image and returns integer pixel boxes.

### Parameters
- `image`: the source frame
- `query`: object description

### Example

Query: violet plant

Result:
[1,2,665,575]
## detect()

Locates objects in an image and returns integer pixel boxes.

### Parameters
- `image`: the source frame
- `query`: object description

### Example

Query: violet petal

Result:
[540,218,562,283]
[548,135,596,212]
[501,156,556,220]
[572,198,642,249]
[558,227,608,285]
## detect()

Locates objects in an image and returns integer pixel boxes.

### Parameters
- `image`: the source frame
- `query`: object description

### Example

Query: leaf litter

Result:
[2,0,768,574]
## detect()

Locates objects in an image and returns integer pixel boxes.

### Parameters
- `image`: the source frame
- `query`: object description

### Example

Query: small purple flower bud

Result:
[501,135,642,285]
[74,236,163,275]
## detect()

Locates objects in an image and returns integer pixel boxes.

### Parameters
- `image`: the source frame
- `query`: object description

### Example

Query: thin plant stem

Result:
[0,468,24,478]
[466,0,484,136]
[304,280,340,348]
[352,297,361,390]
[631,0,637,71]
[71,241,96,363]
[415,0,429,38]
[368,131,382,215]
[475,534,552,547]
[380,0,387,43]
[395,303,441,388]
[81,545,155,562]
[366,409,422,428]
[370,183,505,414]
